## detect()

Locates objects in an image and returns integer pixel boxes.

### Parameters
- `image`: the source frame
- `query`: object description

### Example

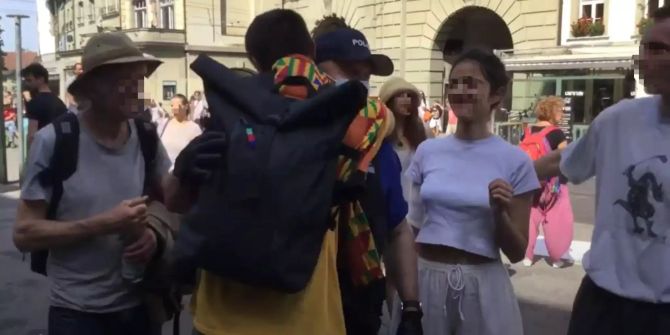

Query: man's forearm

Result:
[534,149,563,180]
[14,215,112,252]
[386,221,420,302]
[162,174,197,213]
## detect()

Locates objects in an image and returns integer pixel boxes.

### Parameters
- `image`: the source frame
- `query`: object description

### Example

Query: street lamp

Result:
[0,15,7,183]
[6,14,29,179]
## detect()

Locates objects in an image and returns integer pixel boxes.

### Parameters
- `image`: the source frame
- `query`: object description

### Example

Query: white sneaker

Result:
[552,260,565,268]
[522,258,533,267]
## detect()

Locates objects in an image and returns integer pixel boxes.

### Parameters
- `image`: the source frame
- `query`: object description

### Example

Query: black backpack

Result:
[31,112,158,275]
[172,55,368,293]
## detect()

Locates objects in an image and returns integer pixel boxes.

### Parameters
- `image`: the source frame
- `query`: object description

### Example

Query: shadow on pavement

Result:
[519,298,572,335]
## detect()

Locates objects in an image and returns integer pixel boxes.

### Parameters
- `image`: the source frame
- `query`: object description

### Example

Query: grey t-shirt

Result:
[20,114,171,313]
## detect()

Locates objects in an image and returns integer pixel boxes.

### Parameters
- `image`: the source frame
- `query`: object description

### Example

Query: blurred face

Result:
[431,107,441,119]
[193,91,201,100]
[552,107,564,124]
[447,60,501,123]
[390,91,418,117]
[74,63,83,76]
[89,63,148,120]
[640,18,670,96]
[22,74,42,91]
[3,92,11,106]
[171,97,187,119]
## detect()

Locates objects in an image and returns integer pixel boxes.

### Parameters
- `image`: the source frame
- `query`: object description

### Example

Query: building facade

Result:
[44,0,658,126]
[503,0,664,139]
[2,51,39,97]
[45,0,562,109]
[46,0,262,106]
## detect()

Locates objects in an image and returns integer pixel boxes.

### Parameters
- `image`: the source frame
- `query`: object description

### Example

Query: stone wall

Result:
[285,0,560,100]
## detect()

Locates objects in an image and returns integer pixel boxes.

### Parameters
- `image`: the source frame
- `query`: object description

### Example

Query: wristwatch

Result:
[401,300,423,315]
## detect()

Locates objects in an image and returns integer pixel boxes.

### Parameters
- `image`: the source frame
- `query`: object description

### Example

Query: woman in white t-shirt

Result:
[160,94,202,169]
[405,49,539,334]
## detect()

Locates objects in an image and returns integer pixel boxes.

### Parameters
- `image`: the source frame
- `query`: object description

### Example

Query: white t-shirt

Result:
[394,126,433,204]
[560,96,670,303]
[191,99,208,121]
[407,135,539,258]
[160,119,202,169]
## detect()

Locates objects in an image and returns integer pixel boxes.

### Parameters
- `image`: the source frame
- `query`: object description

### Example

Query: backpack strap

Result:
[32,112,78,276]
[537,125,559,139]
[133,118,159,196]
[39,112,80,220]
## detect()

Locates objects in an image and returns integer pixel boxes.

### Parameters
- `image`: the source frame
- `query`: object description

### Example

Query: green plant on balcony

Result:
[590,20,605,36]
[637,17,651,36]
[571,17,593,37]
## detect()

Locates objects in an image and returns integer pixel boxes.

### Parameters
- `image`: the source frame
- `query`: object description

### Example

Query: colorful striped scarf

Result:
[272,55,388,287]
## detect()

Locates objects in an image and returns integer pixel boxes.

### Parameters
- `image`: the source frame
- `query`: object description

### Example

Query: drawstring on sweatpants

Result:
[446,265,465,321]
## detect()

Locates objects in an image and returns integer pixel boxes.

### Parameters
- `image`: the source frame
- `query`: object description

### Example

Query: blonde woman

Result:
[522,96,574,268]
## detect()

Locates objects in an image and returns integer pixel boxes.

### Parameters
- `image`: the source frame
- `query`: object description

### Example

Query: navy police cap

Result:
[315,28,394,76]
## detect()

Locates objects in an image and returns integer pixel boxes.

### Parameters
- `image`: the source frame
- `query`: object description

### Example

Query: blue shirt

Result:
[376,141,409,231]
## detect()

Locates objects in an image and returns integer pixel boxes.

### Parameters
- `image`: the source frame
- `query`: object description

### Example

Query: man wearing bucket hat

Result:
[313,18,423,335]
[14,32,172,335]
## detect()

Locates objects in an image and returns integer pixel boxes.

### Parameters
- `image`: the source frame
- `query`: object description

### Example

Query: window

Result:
[580,0,605,21]
[109,0,118,13]
[134,0,147,28]
[100,0,117,14]
[77,1,84,25]
[220,0,227,35]
[65,8,74,31]
[163,81,177,100]
[88,0,96,22]
[648,0,667,15]
[159,0,175,29]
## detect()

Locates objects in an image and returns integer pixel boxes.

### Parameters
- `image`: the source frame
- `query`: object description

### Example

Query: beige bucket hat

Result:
[68,32,162,95]
[378,77,420,105]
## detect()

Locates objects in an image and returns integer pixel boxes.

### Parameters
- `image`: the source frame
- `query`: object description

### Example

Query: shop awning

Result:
[502,53,635,71]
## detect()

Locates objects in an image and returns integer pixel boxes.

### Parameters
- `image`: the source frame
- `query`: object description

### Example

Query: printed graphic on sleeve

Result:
[613,155,667,239]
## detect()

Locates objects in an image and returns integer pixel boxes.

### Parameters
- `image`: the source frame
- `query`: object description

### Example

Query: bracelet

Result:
[401,300,422,313]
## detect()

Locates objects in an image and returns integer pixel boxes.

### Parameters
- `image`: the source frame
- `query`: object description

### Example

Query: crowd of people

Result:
[7,5,670,335]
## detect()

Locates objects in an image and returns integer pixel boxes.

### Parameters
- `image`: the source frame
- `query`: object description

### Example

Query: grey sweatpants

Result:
[388,258,523,335]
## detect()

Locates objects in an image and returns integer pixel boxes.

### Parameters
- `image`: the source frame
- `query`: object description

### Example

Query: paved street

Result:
[0,180,596,335]
[0,188,193,335]
[569,178,596,227]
